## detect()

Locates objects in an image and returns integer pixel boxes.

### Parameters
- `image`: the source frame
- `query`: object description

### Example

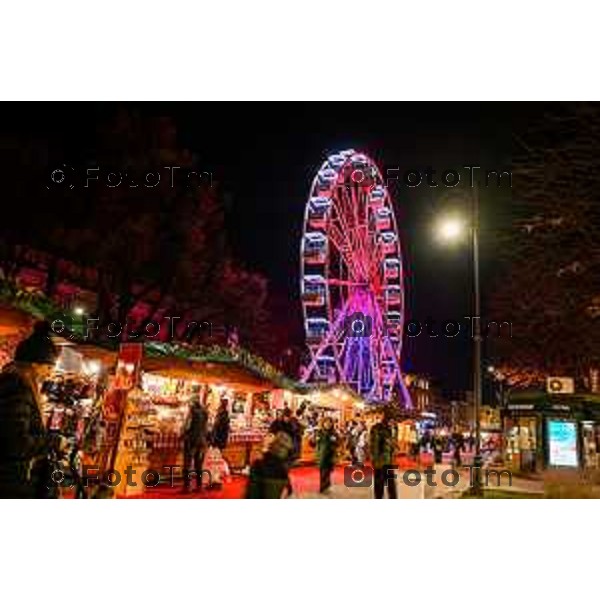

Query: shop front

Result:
[503,392,600,471]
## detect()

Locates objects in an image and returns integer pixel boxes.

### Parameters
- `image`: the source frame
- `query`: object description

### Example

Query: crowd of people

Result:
[245,412,480,499]
[245,409,396,499]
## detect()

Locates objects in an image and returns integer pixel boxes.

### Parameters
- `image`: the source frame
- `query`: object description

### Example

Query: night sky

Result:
[1,102,516,391]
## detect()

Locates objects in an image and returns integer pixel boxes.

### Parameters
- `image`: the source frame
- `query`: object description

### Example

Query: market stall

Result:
[107,348,292,495]
[295,385,363,463]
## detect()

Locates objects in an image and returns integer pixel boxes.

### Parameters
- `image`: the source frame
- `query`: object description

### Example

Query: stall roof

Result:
[142,354,280,392]
[142,342,299,392]
[296,382,365,406]
[0,304,35,336]
[1,287,369,402]
[0,293,290,392]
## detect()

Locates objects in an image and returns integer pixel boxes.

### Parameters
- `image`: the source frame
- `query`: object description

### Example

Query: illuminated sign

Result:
[546,377,574,394]
[547,420,579,468]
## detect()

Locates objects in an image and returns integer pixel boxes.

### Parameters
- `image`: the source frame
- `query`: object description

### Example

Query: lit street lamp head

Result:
[436,217,465,242]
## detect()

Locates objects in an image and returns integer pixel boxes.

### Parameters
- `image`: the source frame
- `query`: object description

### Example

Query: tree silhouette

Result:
[489,103,600,386]
[1,109,276,356]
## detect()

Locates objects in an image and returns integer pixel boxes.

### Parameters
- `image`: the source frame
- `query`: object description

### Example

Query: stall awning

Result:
[141,354,279,392]
[0,305,35,337]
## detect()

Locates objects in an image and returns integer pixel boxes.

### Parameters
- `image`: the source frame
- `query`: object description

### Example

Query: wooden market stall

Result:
[295,385,366,464]
[109,343,297,495]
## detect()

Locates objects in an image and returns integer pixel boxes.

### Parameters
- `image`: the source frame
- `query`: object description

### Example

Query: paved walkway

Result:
[118,458,543,499]
[290,462,541,499]
[290,463,470,499]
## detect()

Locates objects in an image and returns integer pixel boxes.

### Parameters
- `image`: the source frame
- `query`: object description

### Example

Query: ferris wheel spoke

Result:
[367,295,384,398]
[367,241,384,289]
[346,185,368,278]
[354,186,378,283]
[328,220,362,280]
[327,278,362,287]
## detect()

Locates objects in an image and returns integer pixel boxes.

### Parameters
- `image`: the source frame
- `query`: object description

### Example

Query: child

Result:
[203,445,231,489]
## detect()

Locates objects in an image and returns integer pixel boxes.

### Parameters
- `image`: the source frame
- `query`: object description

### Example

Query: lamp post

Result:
[435,184,483,495]
[471,185,483,495]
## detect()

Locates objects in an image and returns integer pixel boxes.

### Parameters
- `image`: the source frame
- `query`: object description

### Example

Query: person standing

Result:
[183,395,209,492]
[355,422,368,464]
[369,412,398,499]
[207,397,231,489]
[289,409,304,464]
[212,397,231,451]
[0,321,57,499]
[317,417,338,494]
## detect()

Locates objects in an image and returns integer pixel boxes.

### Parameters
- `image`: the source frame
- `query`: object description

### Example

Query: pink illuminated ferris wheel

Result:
[300,150,412,407]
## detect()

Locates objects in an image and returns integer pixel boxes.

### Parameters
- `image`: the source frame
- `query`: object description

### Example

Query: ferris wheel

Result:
[300,149,412,407]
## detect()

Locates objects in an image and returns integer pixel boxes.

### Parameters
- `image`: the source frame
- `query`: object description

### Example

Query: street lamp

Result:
[435,216,465,242]
[435,186,483,495]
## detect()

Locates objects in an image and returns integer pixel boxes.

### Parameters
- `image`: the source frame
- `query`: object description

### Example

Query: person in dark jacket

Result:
[183,395,209,492]
[452,431,464,467]
[270,406,303,463]
[317,416,338,493]
[245,432,293,499]
[290,409,304,463]
[431,433,444,466]
[212,397,231,451]
[269,407,295,440]
[0,321,58,499]
[369,411,398,499]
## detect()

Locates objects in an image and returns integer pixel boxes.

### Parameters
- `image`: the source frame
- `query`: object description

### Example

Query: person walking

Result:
[0,321,57,499]
[452,431,464,468]
[269,407,299,495]
[183,394,209,492]
[245,432,294,499]
[431,433,444,468]
[317,416,338,494]
[369,411,398,499]
[269,407,295,440]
